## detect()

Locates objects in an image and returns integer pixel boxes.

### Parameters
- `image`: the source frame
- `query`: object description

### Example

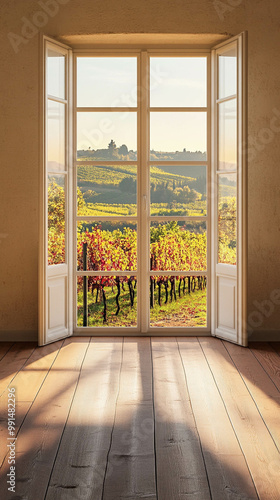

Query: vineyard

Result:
[74,220,207,327]
[76,164,209,218]
[48,165,236,327]
[77,277,207,327]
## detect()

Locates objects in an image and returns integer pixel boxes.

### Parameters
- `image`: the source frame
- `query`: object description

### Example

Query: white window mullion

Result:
[139,50,150,333]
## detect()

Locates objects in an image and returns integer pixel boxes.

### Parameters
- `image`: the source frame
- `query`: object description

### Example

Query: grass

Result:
[77,280,207,328]
[78,200,207,218]
[77,281,137,327]
[77,164,196,188]
[150,201,207,217]
[150,286,207,327]
[79,202,137,217]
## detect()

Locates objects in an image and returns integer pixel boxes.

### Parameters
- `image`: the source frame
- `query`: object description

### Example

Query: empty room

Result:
[0,0,280,498]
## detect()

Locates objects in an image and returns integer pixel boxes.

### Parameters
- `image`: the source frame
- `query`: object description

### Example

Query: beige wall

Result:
[1,0,280,341]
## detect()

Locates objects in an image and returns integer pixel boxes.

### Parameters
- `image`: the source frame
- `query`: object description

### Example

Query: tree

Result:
[118,144,128,156]
[48,180,65,265]
[108,139,117,151]
[48,180,86,265]
[48,181,65,233]
[119,177,136,193]
[174,185,199,203]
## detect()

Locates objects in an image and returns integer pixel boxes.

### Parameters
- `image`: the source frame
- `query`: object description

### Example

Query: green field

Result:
[76,163,236,218]
[77,163,210,217]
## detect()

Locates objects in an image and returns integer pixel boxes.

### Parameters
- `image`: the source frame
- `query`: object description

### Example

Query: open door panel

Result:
[39,36,73,345]
[211,32,247,346]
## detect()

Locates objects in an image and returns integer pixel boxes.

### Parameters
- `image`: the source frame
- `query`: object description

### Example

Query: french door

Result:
[39,34,247,345]
[211,34,247,346]
[74,50,210,335]
[39,36,73,346]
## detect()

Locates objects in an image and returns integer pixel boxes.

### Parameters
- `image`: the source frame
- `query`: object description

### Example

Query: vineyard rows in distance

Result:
[48,155,236,327]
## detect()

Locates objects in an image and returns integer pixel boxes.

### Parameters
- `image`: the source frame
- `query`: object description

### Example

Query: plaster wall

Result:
[1,0,280,341]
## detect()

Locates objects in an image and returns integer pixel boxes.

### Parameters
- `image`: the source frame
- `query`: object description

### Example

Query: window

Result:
[74,53,209,332]
[40,34,247,346]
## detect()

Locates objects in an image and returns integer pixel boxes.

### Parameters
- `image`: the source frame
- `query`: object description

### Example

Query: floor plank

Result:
[9,340,64,403]
[0,342,13,361]
[270,342,280,356]
[0,337,90,499]
[225,340,280,452]
[102,337,157,500]
[0,400,30,468]
[0,342,37,396]
[0,337,279,499]
[152,338,211,500]
[178,338,258,500]
[200,337,280,499]
[0,341,63,466]
[250,342,280,391]
[46,338,123,500]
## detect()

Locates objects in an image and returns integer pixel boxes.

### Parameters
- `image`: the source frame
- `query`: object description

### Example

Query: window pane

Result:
[150,57,207,107]
[218,99,237,170]
[77,221,137,271]
[218,43,237,99]
[77,276,137,327]
[150,221,207,271]
[77,112,137,160]
[47,49,65,99]
[47,100,65,171]
[150,165,207,216]
[77,165,137,217]
[218,173,237,265]
[77,57,137,107]
[150,113,207,160]
[48,175,65,265]
[150,275,207,327]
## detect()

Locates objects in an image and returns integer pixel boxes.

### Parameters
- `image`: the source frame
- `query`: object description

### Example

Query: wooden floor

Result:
[0,338,280,499]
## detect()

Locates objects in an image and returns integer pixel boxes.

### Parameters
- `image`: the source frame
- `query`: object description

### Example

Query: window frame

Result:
[40,34,247,345]
[73,48,211,335]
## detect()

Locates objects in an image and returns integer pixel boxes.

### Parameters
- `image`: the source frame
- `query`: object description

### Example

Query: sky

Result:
[76,56,208,153]
[47,53,237,163]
